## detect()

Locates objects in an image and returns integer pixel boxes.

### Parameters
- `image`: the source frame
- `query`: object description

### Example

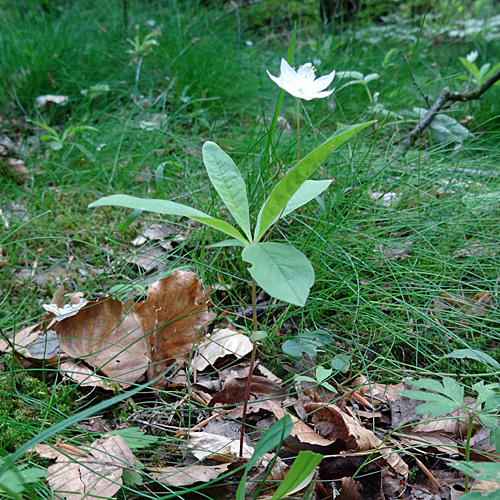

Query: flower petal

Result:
[311,70,336,92]
[310,89,334,99]
[279,58,298,84]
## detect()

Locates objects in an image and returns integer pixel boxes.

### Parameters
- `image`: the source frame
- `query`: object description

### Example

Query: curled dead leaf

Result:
[55,297,148,388]
[149,464,230,486]
[45,435,135,500]
[135,270,211,387]
[190,328,252,372]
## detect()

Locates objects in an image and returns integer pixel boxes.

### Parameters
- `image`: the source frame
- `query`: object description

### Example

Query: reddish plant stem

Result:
[239,278,258,458]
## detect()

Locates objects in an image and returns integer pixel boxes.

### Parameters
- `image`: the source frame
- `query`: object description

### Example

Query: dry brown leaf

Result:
[267,401,338,450]
[59,360,110,389]
[353,377,404,408]
[45,435,135,500]
[209,375,284,406]
[190,328,252,372]
[55,297,148,388]
[1,157,32,183]
[149,464,230,486]
[470,479,500,494]
[305,403,408,478]
[411,399,474,436]
[7,323,62,363]
[135,270,211,387]
[338,476,362,500]
[188,431,254,461]
[399,432,460,456]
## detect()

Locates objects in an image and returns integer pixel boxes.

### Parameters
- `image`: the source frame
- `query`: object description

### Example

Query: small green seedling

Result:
[402,377,500,493]
[335,70,380,102]
[29,120,98,159]
[296,365,336,392]
[459,51,500,87]
[126,29,159,58]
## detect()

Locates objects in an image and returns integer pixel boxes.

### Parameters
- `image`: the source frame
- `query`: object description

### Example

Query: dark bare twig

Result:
[401,67,500,152]
[402,53,430,108]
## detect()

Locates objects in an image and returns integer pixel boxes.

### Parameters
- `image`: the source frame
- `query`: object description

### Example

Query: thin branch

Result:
[402,53,430,108]
[401,67,500,152]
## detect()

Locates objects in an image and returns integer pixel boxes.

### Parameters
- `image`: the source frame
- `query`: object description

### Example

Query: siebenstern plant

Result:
[90,121,374,455]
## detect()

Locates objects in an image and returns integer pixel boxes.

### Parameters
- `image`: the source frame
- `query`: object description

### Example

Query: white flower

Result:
[466,50,478,63]
[267,58,336,101]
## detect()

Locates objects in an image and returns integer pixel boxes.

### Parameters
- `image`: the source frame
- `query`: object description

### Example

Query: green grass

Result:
[1,0,500,498]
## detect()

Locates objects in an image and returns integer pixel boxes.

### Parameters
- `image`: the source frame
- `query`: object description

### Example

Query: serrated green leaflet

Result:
[202,141,252,240]
[242,242,314,306]
[254,121,374,242]
[89,194,248,244]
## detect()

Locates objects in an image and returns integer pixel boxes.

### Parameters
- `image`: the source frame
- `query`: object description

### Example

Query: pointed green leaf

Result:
[28,120,59,139]
[208,239,247,248]
[89,194,248,243]
[255,179,331,232]
[445,349,500,370]
[415,400,461,417]
[202,142,251,240]
[254,122,374,241]
[242,242,314,306]
[270,450,323,500]
[316,366,332,383]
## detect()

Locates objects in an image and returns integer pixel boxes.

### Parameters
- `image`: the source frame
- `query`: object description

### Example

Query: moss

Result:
[0,369,79,451]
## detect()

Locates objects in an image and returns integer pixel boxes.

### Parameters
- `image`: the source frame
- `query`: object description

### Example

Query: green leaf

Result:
[0,460,46,495]
[89,194,248,244]
[250,330,268,342]
[236,415,293,500]
[282,331,333,358]
[209,239,247,248]
[242,242,314,306]
[270,450,323,500]
[50,141,63,150]
[202,142,251,240]
[73,142,95,161]
[122,469,143,486]
[335,70,364,80]
[445,349,500,370]
[450,461,500,483]
[28,119,60,138]
[316,366,332,383]
[117,208,143,231]
[254,122,374,242]
[110,427,159,449]
[429,114,471,143]
[414,400,461,417]
[459,57,478,78]
[331,353,351,373]
[364,73,380,83]
[255,180,332,232]
[483,61,500,82]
